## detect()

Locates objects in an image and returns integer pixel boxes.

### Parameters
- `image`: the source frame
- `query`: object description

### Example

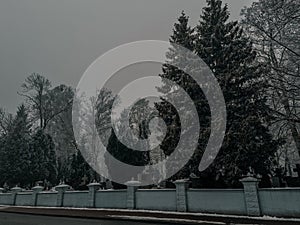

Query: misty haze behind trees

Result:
[0,0,299,189]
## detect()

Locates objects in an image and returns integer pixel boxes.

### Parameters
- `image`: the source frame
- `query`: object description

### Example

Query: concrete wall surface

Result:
[187,189,246,215]
[259,188,300,217]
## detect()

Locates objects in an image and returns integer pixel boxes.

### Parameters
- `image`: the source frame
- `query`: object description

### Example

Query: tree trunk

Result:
[282,97,300,158]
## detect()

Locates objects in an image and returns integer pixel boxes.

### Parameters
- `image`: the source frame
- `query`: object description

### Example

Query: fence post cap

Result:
[174,179,189,184]
[55,184,70,188]
[87,182,101,186]
[125,180,141,187]
[87,182,101,189]
[11,186,22,193]
[240,176,260,183]
[55,184,70,191]
[32,185,44,192]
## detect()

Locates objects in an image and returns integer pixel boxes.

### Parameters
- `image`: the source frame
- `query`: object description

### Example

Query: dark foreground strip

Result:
[0,206,299,225]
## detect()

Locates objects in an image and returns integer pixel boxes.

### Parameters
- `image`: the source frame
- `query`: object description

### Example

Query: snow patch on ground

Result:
[110,215,225,225]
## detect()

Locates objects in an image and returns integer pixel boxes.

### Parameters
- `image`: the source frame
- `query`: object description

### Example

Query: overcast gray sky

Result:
[0,0,254,113]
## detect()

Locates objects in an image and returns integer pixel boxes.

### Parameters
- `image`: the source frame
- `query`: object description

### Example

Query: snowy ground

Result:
[1,205,300,224]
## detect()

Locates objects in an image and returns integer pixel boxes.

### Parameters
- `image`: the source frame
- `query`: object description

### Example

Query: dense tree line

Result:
[0,105,57,188]
[0,0,299,189]
[0,74,93,189]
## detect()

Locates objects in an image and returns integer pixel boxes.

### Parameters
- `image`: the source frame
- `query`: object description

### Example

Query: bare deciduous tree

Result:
[19,73,72,130]
[242,0,300,166]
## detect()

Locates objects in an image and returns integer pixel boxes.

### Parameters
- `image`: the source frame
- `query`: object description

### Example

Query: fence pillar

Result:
[240,177,261,216]
[125,180,140,209]
[31,185,44,206]
[11,186,22,205]
[55,183,70,207]
[174,180,189,212]
[87,182,101,208]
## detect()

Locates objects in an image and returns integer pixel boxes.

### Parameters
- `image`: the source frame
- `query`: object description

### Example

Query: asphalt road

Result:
[0,212,168,225]
[1,210,298,225]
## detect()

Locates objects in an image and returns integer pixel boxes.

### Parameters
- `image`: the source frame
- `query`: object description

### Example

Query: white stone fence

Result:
[0,177,300,218]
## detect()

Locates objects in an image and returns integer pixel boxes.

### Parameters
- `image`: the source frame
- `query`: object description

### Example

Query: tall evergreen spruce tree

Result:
[158,1,280,186]
[30,129,57,187]
[0,106,59,188]
[156,12,211,181]
[0,105,32,187]
[195,0,279,186]
[69,149,93,190]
